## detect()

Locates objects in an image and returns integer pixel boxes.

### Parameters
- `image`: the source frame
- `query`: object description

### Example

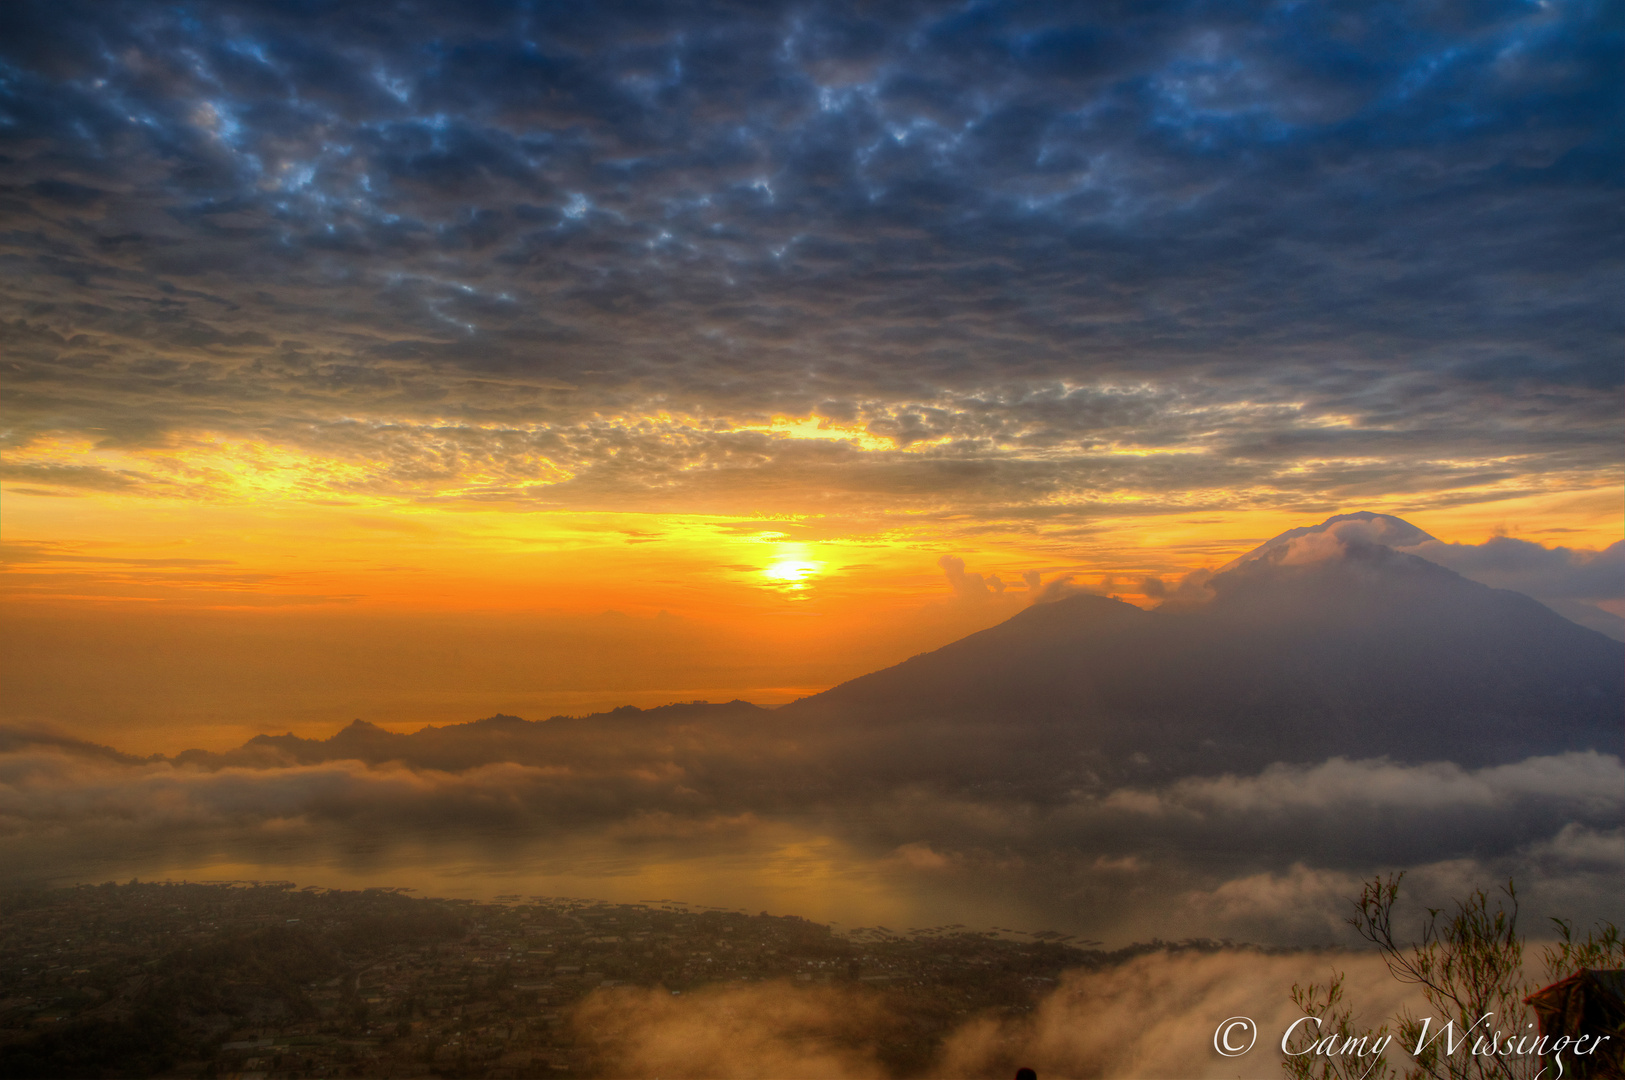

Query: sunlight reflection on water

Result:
[30,822,1049,936]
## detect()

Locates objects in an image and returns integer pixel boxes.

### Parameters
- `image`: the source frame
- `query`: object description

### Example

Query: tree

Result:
[1284,875,1622,1080]
[1282,971,1398,1080]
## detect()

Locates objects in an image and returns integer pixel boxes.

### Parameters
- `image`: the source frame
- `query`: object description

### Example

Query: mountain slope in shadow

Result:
[778,512,1622,780]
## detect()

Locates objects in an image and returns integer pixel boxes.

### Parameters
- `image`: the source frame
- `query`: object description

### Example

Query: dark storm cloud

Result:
[0,0,1619,507]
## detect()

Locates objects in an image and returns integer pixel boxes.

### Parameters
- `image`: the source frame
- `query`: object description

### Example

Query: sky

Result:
[1,0,1621,751]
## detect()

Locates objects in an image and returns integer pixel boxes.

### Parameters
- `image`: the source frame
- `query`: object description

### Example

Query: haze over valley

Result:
[7,515,1619,948]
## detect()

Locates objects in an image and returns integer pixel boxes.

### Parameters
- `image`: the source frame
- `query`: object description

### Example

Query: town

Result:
[0,881,1182,1078]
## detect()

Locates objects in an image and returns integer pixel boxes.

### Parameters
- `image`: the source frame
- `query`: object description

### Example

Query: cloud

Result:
[569,950,1433,1079]
[938,554,998,599]
[1031,573,1086,604]
[939,554,1104,606]
[937,553,1010,600]
[1404,537,1624,604]
[934,950,1427,1079]
[0,1,1616,517]
[574,981,892,1079]
[846,754,1625,922]
[1,723,1617,946]
[0,462,149,492]
[1115,753,1625,819]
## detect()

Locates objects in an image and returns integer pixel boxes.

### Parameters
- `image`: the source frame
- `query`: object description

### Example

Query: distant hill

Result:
[149,513,1620,791]
[169,700,771,772]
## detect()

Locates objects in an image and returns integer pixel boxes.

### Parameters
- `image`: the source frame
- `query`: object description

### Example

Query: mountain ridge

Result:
[777,526,1620,776]
[43,513,1617,786]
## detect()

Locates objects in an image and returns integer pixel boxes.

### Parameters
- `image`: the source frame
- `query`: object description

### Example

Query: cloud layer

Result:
[3,723,1618,945]
[573,948,1438,1078]
[1,0,1619,519]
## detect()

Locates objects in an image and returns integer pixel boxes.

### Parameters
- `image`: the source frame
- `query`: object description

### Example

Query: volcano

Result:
[146,514,1621,790]
[778,513,1623,781]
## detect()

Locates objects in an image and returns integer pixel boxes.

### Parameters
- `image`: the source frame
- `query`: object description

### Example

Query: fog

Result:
[572,950,1432,1079]
[3,728,1617,946]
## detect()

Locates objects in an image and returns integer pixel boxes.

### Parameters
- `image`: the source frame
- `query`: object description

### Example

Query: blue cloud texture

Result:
[0,0,1618,514]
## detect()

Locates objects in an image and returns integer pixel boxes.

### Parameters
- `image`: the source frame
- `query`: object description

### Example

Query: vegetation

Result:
[1284,875,1623,1080]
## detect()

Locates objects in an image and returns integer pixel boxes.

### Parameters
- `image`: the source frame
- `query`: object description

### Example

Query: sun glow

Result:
[761,544,824,590]
[741,415,895,451]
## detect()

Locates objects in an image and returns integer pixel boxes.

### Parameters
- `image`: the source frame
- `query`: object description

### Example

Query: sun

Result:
[761,545,824,590]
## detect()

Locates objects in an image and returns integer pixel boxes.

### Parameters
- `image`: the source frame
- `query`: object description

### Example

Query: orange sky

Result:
[4,0,1623,763]
[4,440,1618,754]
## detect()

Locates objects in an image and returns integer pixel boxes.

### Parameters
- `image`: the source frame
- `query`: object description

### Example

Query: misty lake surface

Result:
[31,818,1086,939]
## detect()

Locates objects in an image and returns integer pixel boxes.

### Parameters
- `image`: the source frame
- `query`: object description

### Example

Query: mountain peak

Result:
[782,510,1619,777]
[1220,511,1435,574]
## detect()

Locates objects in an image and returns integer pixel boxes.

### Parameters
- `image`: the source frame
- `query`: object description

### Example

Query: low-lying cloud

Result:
[572,950,1434,1079]
[3,728,1617,946]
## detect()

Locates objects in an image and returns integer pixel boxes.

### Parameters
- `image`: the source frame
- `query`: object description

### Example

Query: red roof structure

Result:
[1525,969,1624,1079]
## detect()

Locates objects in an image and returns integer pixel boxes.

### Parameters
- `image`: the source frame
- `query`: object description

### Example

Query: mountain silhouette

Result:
[156,513,1620,789]
[778,512,1622,781]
